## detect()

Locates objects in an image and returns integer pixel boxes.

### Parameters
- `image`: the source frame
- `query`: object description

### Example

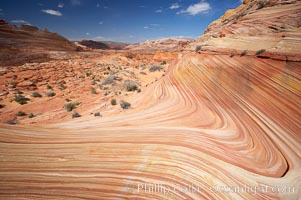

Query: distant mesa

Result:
[76,40,128,50]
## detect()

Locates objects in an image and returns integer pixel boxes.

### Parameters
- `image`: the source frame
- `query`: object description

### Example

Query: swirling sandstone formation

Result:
[0,53,300,199]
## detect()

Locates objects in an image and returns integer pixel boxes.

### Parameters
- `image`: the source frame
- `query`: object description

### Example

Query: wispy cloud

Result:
[11,19,31,25]
[37,3,43,6]
[58,3,64,8]
[70,0,81,6]
[169,3,180,10]
[177,1,211,15]
[42,9,62,16]
[0,9,2,11]
[144,26,149,29]
[155,9,163,13]
[98,21,103,25]
[103,6,109,9]
[129,35,135,38]
[86,32,90,36]
[96,3,100,7]
[143,24,161,30]
[139,5,146,8]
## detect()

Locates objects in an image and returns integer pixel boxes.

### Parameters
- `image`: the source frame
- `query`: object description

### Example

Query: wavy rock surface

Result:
[191,0,301,61]
[0,54,300,199]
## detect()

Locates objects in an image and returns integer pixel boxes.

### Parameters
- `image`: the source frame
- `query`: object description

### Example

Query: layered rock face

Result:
[193,0,301,61]
[126,38,194,51]
[0,20,77,51]
[0,20,78,66]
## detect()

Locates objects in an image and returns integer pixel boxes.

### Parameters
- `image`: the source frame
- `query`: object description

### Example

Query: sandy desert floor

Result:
[0,52,300,199]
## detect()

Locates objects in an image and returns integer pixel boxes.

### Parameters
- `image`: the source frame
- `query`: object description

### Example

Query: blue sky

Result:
[0,0,242,43]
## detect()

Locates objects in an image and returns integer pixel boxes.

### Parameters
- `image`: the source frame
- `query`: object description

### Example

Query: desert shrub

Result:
[140,72,147,75]
[79,75,85,79]
[111,99,117,105]
[91,88,97,94]
[94,112,101,117]
[195,45,202,52]
[46,85,52,90]
[161,61,167,65]
[65,98,71,102]
[14,94,30,105]
[72,112,81,118]
[258,1,265,9]
[65,102,80,112]
[86,72,92,77]
[91,80,96,85]
[104,91,110,96]
[11,82,18,88]
[47,92,56,97]
[120,100,131,109]
[149,65,162,72]
[126,84,138,92]
[28,113,35,118]
[240,50,248,56]
[32,92,42,98]
[0,104,5,109]
[255,49,266,55]
[6,120,17,125]
[16,111,26,116]
[230,52,235,57]
[137,88,141,93]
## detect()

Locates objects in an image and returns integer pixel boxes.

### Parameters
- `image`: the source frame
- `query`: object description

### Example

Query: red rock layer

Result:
[0,54,300,199]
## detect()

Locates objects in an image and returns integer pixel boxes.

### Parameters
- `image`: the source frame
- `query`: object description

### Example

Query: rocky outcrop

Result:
[77,40,128,50]
[0,20,79,66]
[126,38,194,51]
[191,0,301,61]
[0,20,77,51]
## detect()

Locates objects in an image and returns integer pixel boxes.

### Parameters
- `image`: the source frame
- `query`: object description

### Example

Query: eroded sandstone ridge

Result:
[0,1,300,199]
[0,20,78,66]
[192,0,301,61]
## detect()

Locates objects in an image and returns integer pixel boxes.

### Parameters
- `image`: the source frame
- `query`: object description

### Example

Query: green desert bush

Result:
[94,112,101,117]
[111,99,117,105]
[240,50,248,56]
[65,102,80,112]
[14,94,30,105]
[255,49,266,56]
[28,113,35,118]
[47,92,56,97]
[120,100,131,109]
[16,111,26,116]
[72,112,81,118]
[32,92,42,98]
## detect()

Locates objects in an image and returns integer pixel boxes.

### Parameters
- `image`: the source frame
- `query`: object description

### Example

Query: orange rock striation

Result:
[192,0,301,61]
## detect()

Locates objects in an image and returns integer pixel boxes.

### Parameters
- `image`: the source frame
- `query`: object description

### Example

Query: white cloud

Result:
[96,3,100,7]
[0,9,2,11]
[129,35,135,38]
[170,3,180,9]
[177,1,211,15]
[139,5,146,8]
[98,21,103,25]
[70,0,81,6]
[11,20,31,25]
[42,9,62,16]
[144,26,149,29]
[58,3,64,8]
[37,3,43,6]
[86,32,90,35]
[104,6,108,9]
[155,9,162,13]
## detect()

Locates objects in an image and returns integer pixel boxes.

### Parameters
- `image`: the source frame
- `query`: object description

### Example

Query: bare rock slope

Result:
[192,0,301,61]
[0,20,78,66]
